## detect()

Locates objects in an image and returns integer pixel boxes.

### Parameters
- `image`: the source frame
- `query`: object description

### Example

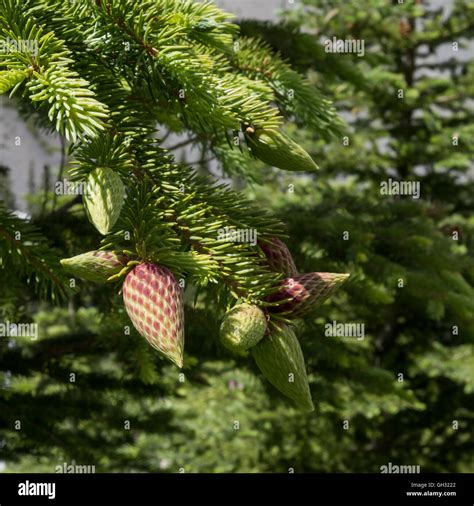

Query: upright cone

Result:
[252,323,314,411]
[84,167,124,235]
[123,263,184,367]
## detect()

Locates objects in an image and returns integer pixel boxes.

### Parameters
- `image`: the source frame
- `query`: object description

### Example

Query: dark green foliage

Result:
[1,0,473,473]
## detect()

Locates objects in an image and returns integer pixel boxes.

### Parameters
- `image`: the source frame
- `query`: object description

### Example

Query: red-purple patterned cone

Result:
[259,237,298,277]
[266,272,350,317]
[123,263,184,367]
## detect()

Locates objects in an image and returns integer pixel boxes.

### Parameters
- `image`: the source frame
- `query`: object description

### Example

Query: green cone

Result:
[60,250,127,283]
[84,167,124,235]
[246,128,318,172]
[252,323,314,411]
[220,303,267,355]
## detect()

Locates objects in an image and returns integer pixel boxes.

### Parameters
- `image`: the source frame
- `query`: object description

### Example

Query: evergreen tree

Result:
[0,0,345,469]
[1,0,472,474]
[239,0,474,471]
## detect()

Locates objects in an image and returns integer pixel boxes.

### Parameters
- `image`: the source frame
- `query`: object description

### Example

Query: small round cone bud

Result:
[60,250,127,283]
[252,323,314,411]
[220,303,267,355]
[123,263,184,367]
[246,128,318,173]
[84,167,124,235]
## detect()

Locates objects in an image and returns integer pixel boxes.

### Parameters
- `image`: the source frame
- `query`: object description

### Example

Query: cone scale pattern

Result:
[123,263,184,367]
[252,323,314,411]
[259,237,298,277]
[267,272,350,317]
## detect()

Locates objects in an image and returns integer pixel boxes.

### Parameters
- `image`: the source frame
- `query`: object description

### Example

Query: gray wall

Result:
[216,0,286,19]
